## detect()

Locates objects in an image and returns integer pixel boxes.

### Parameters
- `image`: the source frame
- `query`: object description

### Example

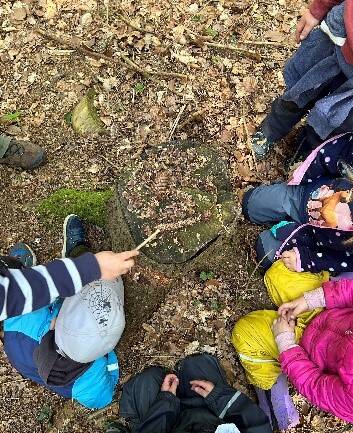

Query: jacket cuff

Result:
[304,287,326,309]
[275,331,298,354]
[157,391,180,405]
[309,0,330,21]
[71,252,101,286]
[293,247,302,272]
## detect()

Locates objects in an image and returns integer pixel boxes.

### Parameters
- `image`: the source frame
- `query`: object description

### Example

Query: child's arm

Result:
[0,250,138,321]
[309,0,344,22]
[0,253,100,320]
[280,345,353,422]
[322,278,353,308]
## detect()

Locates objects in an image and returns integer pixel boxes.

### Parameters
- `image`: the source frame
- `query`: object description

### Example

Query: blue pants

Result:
[243,183,305,270]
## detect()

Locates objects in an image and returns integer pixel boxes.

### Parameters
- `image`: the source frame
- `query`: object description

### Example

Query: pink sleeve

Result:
[322,278,353,309]
[309,0,344,21]
[304,287,326,309]
[280,346,353,422]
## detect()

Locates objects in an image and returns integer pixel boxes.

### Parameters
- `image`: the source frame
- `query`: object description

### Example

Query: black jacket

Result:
[134,384,272,433]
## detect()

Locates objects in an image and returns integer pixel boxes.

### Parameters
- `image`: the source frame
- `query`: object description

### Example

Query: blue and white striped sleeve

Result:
[0,252,101,321]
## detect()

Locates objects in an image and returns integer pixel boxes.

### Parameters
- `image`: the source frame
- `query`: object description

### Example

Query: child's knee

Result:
[242,187,257,221]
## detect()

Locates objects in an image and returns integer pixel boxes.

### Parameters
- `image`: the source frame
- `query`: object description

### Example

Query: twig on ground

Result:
[239,39,294,48]
[241,103,258,171]
[185,28,261,61]
[116,10,158,36]
[177,107,207,130]
[100,155,121,171]
[88,402,119,419]
[243,249,275,292]
[34,28,187,96]
[136,229,161,251]
[168,104,187,140]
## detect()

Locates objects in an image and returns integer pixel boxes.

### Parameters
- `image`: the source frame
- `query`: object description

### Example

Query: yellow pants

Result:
[231,261,329,389]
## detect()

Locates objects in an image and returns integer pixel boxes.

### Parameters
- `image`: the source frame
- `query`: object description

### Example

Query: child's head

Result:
[54,278,125,363]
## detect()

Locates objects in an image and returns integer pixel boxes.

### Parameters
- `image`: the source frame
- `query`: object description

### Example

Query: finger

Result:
[123,259,135,270]
[170,377,179,394]
[193,386,208,398]
[300,23,312,41]
[296,19,305,43]
[190,380,206,389]
[120,250,140,260]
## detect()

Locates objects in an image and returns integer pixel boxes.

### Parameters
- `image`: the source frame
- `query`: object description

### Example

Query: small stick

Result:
[177,107,207,130]
[240,39,293,48]
[168,104,187,140]
[135,229,161,250]
[100,155,120,171]
[241,103,258,171]
[116,11,158,36]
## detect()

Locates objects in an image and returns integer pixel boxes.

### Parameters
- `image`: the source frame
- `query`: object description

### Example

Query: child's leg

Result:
[177,354,228,400]
[243,183,305,225]
[119,367,166,429]
[256,230,283,271]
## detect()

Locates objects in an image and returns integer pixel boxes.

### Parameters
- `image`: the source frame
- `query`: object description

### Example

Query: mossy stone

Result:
[71,89,105,136]
[117,141,237,264]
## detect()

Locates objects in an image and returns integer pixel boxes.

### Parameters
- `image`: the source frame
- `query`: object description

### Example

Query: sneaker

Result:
[62,214,87,258]
[0,135,45,170]
[9,242,37,267]
[251,129,275,160]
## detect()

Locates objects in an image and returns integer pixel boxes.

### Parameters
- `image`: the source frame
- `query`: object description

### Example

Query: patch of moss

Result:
[37,188,113,227]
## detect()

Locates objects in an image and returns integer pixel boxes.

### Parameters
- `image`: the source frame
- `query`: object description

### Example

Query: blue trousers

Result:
[243,183,305,270]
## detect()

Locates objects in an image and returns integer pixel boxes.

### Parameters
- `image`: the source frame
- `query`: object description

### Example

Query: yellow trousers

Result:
[231,261,329,389]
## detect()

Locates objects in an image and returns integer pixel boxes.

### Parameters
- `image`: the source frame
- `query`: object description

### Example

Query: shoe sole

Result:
[61,214,77,258]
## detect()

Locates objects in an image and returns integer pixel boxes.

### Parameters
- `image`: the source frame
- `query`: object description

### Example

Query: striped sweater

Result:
[0,253,101,321]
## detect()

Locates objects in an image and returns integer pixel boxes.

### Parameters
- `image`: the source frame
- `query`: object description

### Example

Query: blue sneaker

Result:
[62,214,87,258]
[9,242,37,267]
[252,129,276,160]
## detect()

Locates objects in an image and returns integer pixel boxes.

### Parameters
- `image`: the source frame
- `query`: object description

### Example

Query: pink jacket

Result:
[280,278,353,422]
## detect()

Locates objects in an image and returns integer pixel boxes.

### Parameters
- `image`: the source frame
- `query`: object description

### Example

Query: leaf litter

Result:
[0,0,346,432]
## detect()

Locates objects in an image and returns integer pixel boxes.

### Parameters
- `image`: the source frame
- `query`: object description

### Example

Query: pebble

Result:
[80,12,93,27]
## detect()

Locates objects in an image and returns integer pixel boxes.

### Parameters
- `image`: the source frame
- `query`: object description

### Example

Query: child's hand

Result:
[95,250,139,280]
[161,374,179,395]
[281,249,297,271]
[272,316,295,337]
[190,380,215,398]
[278,296,309,320]
[296,9,320,43]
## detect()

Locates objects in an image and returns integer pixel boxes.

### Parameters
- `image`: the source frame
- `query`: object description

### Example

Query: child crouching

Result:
[232,260,353,429]
[243,132,353,273]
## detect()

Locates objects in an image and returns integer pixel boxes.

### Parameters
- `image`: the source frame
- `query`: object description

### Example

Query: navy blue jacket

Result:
[273,132,353,272]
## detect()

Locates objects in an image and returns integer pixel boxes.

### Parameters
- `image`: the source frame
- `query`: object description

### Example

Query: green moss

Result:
[37,188,114,227]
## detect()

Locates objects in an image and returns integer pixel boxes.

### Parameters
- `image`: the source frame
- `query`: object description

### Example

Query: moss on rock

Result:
[37,188,113,227]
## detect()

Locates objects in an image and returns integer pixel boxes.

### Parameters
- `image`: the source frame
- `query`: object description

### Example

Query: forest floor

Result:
[0,0,352,432]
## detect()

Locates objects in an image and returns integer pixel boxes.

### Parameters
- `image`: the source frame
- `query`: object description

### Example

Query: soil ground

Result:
[0,1,352,432]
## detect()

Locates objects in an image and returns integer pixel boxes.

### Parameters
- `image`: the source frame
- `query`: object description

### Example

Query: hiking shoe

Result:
[9,242,37,267]
[252,129,275,160]
[62,214,87,258]
[0,135,45,170]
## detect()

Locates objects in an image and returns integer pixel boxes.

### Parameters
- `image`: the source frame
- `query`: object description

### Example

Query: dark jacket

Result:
[273,132,353,273]
[134,384,272,433]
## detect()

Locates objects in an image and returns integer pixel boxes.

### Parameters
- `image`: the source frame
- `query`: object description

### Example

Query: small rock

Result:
[80,12,93,27]
[11,6,27,21]
[87,163,100,174]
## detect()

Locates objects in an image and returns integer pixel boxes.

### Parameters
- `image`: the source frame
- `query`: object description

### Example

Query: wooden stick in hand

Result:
[135,229,161,251]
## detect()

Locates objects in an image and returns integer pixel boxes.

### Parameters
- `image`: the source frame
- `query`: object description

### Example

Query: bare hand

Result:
[278,296,309,320]
[281,249,297,271]
[190,380,215,398]
[161,374,179,395]
[272,316,295,337]
[296,9,320,43]
[95,250,139,280]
